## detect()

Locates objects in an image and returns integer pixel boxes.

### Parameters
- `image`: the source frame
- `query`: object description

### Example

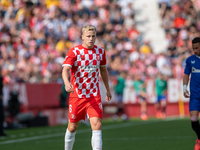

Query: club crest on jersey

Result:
[96,55,100,61]
[71,114,76,120]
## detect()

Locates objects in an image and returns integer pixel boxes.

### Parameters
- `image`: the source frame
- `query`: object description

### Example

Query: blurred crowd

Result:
[0,0,199,84]
[158,0,200,78]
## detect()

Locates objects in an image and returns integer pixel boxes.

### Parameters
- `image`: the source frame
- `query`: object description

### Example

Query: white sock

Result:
[92,130,102,150]
[65,129,76,150]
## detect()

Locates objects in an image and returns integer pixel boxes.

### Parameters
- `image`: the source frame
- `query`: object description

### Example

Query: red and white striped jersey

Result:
[62,45,106,98]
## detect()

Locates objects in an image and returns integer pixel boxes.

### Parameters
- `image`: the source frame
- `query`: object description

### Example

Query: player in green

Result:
[133,74,148,121]
[155,72,167,119]
[113,71,128,121]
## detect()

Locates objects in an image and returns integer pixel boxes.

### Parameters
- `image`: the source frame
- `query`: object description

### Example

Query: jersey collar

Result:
[195,55,200,59]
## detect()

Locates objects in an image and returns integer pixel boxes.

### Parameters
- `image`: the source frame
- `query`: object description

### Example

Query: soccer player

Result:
[62,25,112,150]
[183,37,200,150]
[155,72,167,119]
[113,71,128,121]
[133,74,148,121]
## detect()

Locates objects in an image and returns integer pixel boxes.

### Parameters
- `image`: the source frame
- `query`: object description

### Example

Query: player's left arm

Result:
[100,66,112,102]
[162,79,168,95]
[183,58,190,98]
[183,74,190,98]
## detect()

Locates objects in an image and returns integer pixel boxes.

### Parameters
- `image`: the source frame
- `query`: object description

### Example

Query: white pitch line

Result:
[75,135,193,142]
[0,119,177,145]
[0,132,64,144]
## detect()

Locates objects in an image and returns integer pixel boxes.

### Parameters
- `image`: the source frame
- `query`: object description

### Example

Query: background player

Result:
[113,71,128,121]
[62,25,112,150]
[133,74,148,121]
[155,72,167,119]
[183,37,200,150]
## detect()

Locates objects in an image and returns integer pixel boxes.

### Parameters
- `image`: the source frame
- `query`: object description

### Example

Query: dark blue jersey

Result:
[184,54,200,98]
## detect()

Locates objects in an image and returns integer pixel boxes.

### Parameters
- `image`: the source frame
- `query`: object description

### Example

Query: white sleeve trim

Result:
[62,64,72,68]
[100,65,106,67]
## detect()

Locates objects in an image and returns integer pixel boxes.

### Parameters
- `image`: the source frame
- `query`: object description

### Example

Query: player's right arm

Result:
[62,48,76,93]
[62,66,74,93]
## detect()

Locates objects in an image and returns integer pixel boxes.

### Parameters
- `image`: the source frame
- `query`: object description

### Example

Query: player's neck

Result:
[82,44,94,50]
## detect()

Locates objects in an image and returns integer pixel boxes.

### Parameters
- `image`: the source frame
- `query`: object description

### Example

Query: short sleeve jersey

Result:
[184,54,200,98]
[155,78,167,96]
[62,45,106,98]
[133,80,145,94]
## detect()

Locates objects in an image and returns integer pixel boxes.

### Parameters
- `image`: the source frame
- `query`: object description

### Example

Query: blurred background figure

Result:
[0,66,6,136]
[6,91,21,120]
[4,89,34,129]
[59,83,68,124]
[133,74,148,121]
[113,71,128,121]
[155,72,168,119]
[5,90,23,128]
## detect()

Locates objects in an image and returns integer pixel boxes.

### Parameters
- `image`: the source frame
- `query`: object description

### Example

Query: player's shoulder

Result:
[68,45,82,55]
[186,54,196,60]
[94,45,105,53]
[96,45,104,50]
[70,44,82,51]
[185,54,197,64]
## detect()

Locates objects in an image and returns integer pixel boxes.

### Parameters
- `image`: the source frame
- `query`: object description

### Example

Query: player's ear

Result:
[81,34,84,40]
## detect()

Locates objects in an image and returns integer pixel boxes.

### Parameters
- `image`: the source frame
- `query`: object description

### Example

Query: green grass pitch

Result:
[0,117,196,150]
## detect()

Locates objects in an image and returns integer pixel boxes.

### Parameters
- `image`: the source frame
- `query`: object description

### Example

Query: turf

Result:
[0,117,196,150]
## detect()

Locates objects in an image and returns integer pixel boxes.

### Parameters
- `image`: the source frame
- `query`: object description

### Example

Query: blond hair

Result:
[82,25,96,35]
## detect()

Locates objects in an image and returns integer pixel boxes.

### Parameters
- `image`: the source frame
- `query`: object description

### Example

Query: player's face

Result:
[82,30,96,49]
[192,43,200,56]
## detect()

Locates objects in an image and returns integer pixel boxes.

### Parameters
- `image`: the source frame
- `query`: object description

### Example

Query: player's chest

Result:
[190,58,200,73]
[75,51,102,67]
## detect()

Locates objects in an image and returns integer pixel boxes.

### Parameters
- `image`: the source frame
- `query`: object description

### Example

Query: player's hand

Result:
[105,91,112,102]
[184,90,190,98]
[65,83,74,93]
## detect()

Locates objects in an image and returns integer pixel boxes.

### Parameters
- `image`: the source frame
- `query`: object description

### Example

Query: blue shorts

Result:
[116,94,123,103]
[157,95,166,103]
[189,98,200,112]
[136,93,146,101]
[139,95,146,101]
